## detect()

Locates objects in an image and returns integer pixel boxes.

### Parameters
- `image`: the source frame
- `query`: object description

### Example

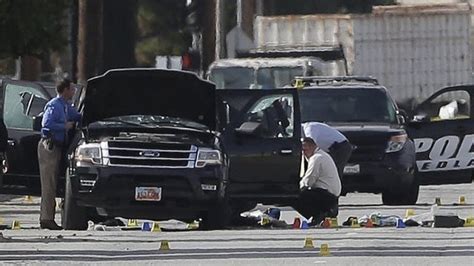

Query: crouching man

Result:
[293,137,341,225]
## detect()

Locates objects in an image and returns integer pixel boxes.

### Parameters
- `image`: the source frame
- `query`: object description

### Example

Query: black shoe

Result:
[40,220,63,230]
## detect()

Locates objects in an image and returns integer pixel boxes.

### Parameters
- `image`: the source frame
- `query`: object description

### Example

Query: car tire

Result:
[382,169,419,206]
[200,199,232,230]
[61,170,88,230]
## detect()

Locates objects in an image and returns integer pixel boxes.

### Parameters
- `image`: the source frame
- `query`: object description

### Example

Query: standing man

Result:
[302,122,352,180]
[293,137,341,225]
[38,79,81,230]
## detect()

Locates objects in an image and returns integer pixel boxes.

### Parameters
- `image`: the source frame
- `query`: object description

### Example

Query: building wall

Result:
[397,0,474,69]
[397,0,460,4]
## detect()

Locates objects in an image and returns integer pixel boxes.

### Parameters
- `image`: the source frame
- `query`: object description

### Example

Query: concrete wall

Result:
[397,0,460,4]
[397,0,474,73]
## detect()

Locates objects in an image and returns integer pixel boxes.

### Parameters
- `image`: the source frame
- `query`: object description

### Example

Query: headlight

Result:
[386,134,407,153]
[196,149,222,168]
[75,143,102,166]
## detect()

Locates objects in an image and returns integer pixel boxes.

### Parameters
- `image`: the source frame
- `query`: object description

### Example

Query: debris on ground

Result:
[240,208,289,228]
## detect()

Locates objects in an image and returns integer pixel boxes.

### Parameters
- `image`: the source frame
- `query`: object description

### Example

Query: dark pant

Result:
[292,188,339,224]
[38,139,62,222]
[329,140,353,179]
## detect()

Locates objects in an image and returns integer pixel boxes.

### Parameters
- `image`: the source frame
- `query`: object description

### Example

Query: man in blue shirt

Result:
[38,78,81,230]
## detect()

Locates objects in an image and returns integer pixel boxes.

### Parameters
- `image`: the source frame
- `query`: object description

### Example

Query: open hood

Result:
[82,69,216,130]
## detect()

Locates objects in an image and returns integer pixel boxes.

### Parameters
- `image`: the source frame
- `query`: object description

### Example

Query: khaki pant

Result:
[38,139,62,221]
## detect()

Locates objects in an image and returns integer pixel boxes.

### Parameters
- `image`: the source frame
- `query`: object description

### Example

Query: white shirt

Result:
[300,148,341,197]
[302,122,347,152]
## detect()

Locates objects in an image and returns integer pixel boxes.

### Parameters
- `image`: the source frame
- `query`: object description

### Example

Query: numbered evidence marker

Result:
[159,240,170,251]
[320,244,330,256]
[304,237,314,249]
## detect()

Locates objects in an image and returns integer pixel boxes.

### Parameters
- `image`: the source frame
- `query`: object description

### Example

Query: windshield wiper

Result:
[143,120,208,131]
[101,118,155,128]
[343,119,385,123]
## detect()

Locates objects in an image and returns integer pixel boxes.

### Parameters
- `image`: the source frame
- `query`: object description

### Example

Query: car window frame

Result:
[2,80,50,131]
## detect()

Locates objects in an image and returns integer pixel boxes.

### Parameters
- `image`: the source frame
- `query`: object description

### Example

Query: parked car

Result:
[0,79,82,195]
[295,76,417,205]
[0,69,302,230]
[295,77,474,205]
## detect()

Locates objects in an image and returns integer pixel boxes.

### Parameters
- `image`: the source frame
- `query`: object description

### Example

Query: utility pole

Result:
[69,0,79,82]
[215,0,225,60]
[102,0,137,72]
[201,0,216,72]
[77,0,103,84]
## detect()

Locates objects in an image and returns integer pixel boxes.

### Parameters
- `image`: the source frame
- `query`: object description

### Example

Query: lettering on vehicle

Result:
[414,134,474,172]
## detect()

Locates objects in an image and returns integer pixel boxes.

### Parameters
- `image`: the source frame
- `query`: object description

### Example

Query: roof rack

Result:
[293,76,379,87]
[236,46,346,61]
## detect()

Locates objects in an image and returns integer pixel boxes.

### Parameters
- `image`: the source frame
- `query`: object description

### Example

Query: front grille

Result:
[349,145,385,162]
[104,141,197,168]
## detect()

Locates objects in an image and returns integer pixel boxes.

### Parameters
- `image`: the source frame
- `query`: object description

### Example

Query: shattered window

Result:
[245,94,294,138]
[3,84,49,130]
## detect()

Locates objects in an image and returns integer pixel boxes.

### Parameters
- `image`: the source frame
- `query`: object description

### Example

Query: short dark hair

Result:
[56,78,71,94]
[302,137,316,145]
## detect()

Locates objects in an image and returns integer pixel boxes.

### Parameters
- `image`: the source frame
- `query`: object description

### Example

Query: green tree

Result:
[135,0,191,66]
[0,0,70,79]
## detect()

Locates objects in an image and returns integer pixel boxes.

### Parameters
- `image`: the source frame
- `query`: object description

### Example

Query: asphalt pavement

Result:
[0,183,473,265]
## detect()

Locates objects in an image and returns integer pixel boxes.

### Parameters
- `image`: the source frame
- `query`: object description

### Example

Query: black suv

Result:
[296,77,418,205]
[0,69,302,229]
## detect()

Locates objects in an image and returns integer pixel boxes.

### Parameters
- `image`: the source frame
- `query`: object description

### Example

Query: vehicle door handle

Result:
[280,149,293,155]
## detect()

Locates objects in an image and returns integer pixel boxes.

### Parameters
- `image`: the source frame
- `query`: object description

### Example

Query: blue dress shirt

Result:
[41,96,81,144]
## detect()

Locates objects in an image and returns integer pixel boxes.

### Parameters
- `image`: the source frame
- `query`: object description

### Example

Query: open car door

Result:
[217,89,302,203]
[407,85,474,185]
[0,79,52,195]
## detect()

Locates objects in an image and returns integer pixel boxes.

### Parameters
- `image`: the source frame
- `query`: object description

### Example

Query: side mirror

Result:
[235,121,261,136]
[397,109,408,125]
[397,114,406,125]
[33,116,42,132]
[411,114,430,123]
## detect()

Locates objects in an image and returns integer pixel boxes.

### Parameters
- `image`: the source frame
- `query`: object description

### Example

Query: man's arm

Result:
[42,105,65,131]
[67,104,81,122]
[300,155,321,188]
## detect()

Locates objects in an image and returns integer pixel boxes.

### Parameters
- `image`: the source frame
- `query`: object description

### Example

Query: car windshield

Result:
[256,67,304,89]
[209,67,254,89]
[94,115,209,130]
[299,88,398,123]
[210,66,305,89]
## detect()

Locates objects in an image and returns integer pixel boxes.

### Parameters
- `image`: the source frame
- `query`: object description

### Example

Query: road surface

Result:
[0,183,473,265]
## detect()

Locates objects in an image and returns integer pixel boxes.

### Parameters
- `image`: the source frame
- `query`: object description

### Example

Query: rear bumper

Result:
[71,165,225,220]
[342,141,416,193]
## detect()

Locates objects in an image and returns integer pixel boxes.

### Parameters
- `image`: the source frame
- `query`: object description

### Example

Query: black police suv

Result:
[0,69,302,230]
[297,77,417,205]
[296,77,474,205]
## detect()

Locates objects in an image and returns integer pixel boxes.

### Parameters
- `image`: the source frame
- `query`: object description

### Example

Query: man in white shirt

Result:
[302,122,352,181]
[293,137,341,225]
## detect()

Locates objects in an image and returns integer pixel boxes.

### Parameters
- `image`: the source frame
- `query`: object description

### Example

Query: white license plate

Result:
[135,187,162,201]
[344,164,360,175]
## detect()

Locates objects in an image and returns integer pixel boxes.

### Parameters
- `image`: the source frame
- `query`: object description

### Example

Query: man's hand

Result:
[65,122,75,130]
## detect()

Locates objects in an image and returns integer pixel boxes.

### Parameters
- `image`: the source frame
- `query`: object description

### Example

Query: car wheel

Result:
[382,169,419,205]
[61,170,88,230]
[200,199,231,230]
